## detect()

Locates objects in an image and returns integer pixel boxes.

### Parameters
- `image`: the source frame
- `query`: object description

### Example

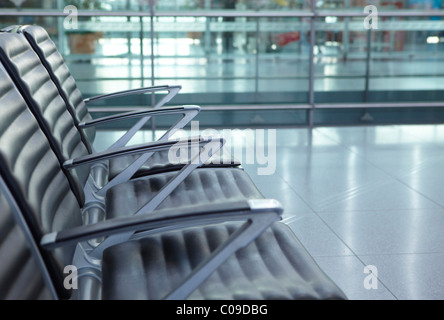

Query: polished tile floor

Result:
[94,123,444,300]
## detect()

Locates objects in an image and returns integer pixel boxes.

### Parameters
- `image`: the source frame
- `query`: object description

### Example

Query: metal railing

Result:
[1,6,444,126]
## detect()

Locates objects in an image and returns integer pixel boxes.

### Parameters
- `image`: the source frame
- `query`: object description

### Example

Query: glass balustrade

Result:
[1,0,444,126]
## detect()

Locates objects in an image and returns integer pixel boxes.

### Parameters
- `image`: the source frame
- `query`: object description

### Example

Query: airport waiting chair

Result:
[0,32,239,217]
[14,25,239,179]
[0,63,347,300]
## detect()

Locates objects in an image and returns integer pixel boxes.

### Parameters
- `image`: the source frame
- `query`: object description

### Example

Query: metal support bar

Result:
[254,17,260,103]
[308,3,316,128]
[86,102,444,113]
[138,5,145,88]
[364,28,372,103]
[2,10,444,18]
[149,0,156,135]
[94,108,200,198]
[361,28,373,121]
[88,137,225,259]
[315,102,444,108]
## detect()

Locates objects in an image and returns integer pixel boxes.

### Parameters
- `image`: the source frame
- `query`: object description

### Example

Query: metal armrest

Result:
[40,199,282,250]
[78,105,199,128]
[67,136,225,204]
[74,135,226,258]
[84,85,181,109]
[63,136,216,170]
[97,134,224,198]
[41,198,283,300]
[0,25,21,32]
[74,105,201,203]
[101,104,199,150]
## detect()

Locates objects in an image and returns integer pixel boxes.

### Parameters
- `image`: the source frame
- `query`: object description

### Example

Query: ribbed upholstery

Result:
[106,168,264,219]
[102,222,347,300]
[0,67,82,232]
[0,193,52,300]
[108,151,241,180]
[0,66,82,298]
[21,25,95,143]
[0,34,90,205]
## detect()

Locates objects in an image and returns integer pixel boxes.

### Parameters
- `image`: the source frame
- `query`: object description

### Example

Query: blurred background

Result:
[1,0,444,128]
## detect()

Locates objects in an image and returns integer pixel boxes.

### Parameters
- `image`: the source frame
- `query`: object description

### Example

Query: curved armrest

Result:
[78,105,200,128]
[63,136,221,169]
[40,199,282,250]
[84,85,181,109]
[1,25,21,32]
[41,198,283,300]
[102,103,200,150]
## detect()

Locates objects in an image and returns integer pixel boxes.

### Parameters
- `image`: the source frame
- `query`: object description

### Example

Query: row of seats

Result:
[0,25,347,300]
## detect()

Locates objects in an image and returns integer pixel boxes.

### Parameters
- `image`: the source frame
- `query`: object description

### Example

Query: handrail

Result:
[1,9,444,18]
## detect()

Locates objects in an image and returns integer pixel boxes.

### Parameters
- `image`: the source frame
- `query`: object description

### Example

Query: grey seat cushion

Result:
[102,221,347,300]
[105,168,261,219]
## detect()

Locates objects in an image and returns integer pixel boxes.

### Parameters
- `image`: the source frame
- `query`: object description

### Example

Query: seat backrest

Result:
[0,63,83,299]
[0,32,91,206]
[0,191,52,300]
[18,25,96,143]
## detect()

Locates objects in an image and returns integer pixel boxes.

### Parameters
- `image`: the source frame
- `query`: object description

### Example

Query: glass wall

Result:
[314,14,444,104]
[1,0,444,126]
